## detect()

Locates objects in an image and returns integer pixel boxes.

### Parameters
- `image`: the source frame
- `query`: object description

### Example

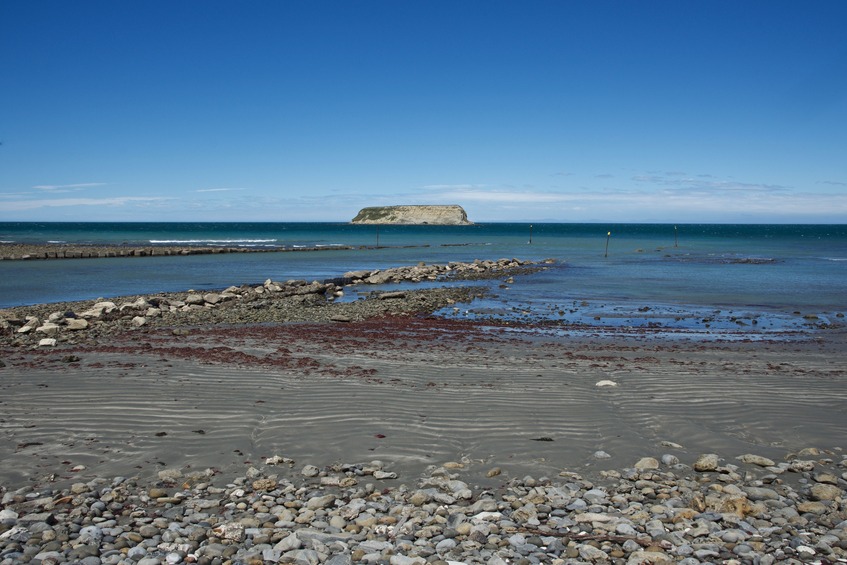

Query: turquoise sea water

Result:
[1,222,845,337]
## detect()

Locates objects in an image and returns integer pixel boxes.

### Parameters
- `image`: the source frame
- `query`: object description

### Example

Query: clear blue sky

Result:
[2,1,846,223]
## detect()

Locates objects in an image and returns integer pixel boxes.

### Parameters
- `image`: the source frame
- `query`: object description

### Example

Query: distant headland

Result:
[351,205,472,225]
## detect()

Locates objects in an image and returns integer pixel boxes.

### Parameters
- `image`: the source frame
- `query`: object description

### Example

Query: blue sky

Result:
[1,1,846,223]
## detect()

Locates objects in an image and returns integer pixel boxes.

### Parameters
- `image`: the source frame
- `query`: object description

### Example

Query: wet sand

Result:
[2,316,845,490]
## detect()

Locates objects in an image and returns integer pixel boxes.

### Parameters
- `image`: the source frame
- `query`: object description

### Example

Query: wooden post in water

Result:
[605,231,611,258]
[674,225,678,248]
[529,224,533,244]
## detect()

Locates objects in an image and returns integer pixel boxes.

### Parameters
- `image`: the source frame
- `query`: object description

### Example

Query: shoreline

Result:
[0,242,358,261]
[0,242,482,262]
[2,318,846,563]
[2,260,846,563]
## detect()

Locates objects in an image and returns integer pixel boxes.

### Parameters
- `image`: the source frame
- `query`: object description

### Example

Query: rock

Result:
[789,459,816,472]
[185,293,205,305]
[38,338,57,347]
[578,543,609,561]
[65,318,89,330]
[131,316,147,327]
[694,453,720,472]
[634,457,659,470]
[252,478,277,491]
[213,521,245,542]
[148,487,168,498]
[595,379,618,387]
[810,483,842,501]
[737,453,776,467]
[661,454,679,466]
[301,464,320,477]
[78,301,117,318]
[305,494,336,510]
[36,322,60,335]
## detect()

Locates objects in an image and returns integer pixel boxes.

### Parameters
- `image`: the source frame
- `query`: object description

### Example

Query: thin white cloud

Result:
[417,179,847,222]
[817,180,847,187]
[32,183,107,191]
[632,174,789,193]
[3,196,173,211]
[421,184,488,191]
[195,187,246,193]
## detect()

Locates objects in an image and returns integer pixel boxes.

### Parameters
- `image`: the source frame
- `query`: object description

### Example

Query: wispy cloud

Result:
[32,183,107,192]
[3,196,172,211]
[415,177,847,222]
[817,180,847,187]
[195,187,246,193]
[632,174,789,193]
[421,184,489,191]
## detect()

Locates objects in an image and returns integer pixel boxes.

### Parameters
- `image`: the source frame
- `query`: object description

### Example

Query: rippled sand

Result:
[1,317,845,489]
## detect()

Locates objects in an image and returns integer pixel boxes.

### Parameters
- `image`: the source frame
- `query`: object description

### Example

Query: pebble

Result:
[2,449,844,564]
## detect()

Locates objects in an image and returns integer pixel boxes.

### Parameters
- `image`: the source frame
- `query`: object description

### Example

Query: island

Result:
[351,205,472,225]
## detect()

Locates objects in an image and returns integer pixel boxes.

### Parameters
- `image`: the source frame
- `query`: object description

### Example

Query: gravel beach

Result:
[1,257,846,564]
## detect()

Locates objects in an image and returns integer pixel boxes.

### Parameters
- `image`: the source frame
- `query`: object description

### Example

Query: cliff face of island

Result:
[351,205,472,225]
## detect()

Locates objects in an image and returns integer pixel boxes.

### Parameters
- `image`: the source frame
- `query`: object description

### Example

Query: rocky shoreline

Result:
[0,244,358,262]
[2,257,846,564]
[1,447,845,564]
[0,258,543,347]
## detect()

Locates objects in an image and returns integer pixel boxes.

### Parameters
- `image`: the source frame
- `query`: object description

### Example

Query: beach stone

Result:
[252,478,277,491]
[661,454,679,466]
[389,556,425,565]
[595,379,618,387]
[789,459,816,472]
[660,440,684,449]
[814,471,839,484]
[66,317,89,330]
[743,486,780,501]
[635,457,660,470]
[138,524,159,538]
[301,464,320,477]
[694,453,720,472]
[306,494,336,510]
[158,468,182,482]
[275,532,302,551]
[131,316,147,327]
[578,543,609,561]
[282,549,320,564]
[38,338,57,347]
[213,521,245,542]
[797,501,828,514]
[627,550,672,564]
[185,293,205,305]
[737,453,776,467]
[810,483,842,501]
[36,322,61,335]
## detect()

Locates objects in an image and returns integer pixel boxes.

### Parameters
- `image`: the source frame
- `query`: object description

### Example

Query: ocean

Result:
[1,222,845,339]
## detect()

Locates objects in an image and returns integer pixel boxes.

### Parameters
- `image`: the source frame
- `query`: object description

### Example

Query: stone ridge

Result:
[351,205,472,225]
